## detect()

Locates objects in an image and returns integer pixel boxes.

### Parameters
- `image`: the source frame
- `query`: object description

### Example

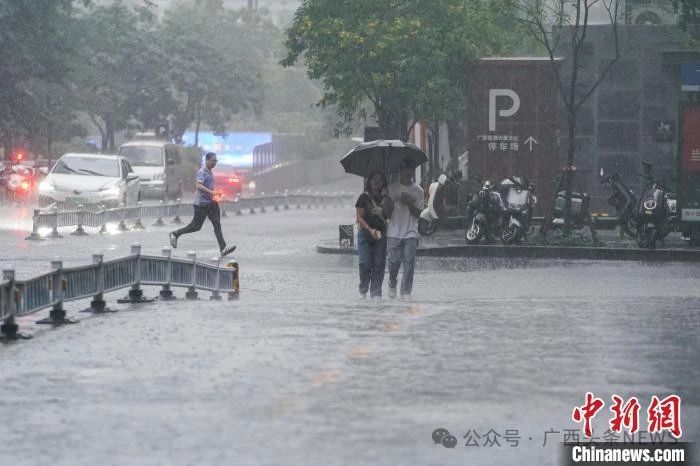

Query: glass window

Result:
[52,156,120,177]
[119,145,164,166]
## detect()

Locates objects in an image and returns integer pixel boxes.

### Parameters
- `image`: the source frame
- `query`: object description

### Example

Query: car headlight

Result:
[152,172,165,181]
[103,185,121,197]
[248,181,256,190]
[39,181,54,193]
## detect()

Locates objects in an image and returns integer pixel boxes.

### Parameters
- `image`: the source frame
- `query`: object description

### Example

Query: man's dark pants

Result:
[172,202,226,250]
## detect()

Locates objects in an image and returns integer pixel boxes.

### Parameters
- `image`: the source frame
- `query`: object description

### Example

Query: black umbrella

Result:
[340,139,428,177]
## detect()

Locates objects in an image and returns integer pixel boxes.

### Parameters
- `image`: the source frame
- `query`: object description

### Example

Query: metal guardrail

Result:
[0,244,240,339]
[27,191,355,240]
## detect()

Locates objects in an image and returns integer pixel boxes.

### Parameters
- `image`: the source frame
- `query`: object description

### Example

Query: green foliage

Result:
[282,0,527,139]
[0,0,87,155]
[161,2,264,142]
[71,1,169,151]
[0,0,358,159]
[673,0,700,31]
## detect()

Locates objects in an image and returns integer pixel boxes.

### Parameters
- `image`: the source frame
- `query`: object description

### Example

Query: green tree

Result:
[72,1,171,151]
[673,0,700,32]
[0,0,88,158]
[160,2,264,144]
[282,0,524,142]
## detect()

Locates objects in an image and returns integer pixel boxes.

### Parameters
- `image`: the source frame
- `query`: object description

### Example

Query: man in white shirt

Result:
[386,162,424,298]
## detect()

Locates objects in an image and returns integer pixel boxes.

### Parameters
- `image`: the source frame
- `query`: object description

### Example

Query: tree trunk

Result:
[104,115,116,152]
[563,110,577,235]
[194,103,201,147]
[430,122,440,174]
[447,119,467,162]
[87,113,106,152]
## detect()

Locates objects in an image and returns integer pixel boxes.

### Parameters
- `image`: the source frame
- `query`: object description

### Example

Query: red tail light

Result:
[20,181,30,191]
[228,177,240,184]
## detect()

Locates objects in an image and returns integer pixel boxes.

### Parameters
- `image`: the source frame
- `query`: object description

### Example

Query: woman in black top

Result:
[355,171,390,298]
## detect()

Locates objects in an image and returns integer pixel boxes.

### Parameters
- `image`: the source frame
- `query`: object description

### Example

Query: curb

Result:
[316,241,700,263]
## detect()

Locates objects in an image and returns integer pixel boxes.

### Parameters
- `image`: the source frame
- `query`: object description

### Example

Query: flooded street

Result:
[0,207,698,465]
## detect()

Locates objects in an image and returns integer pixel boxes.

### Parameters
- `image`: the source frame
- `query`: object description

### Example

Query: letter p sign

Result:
[489,89,520,132]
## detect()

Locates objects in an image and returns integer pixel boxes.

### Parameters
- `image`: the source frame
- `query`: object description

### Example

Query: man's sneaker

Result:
[220,245,236,258]
[169,232,178,249]
[388,286,397,299]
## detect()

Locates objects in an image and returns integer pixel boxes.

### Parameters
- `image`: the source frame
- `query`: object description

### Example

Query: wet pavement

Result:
[0,204,698,466]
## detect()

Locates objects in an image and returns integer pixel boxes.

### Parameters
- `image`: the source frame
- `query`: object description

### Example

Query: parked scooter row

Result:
[420,161,680,249]
[419,172,537,245]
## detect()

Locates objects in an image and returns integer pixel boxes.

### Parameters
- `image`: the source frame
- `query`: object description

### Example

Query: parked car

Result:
[38,153,140,208]
[118,140,184,200]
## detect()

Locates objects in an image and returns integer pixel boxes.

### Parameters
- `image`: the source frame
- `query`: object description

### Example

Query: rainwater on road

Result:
[0,205,698,466]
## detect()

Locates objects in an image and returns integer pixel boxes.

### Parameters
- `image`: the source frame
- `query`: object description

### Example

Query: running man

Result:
[169,152,236,257]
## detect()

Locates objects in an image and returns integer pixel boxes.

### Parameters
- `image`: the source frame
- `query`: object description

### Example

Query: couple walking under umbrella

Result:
[341,140,426,299]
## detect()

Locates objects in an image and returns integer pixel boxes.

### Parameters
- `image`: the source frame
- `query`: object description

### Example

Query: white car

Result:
[39,153,140,209]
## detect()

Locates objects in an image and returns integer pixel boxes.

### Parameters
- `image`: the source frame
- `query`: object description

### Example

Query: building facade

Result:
[556,25,699,210]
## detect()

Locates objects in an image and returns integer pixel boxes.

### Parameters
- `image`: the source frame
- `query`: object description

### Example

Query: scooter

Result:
[5,165,34,205]
[418,171,479,236]
[499,176,537,245]
[665,191,680,234]
[464,181,504,244]
[601,172,637,238]
[636,181,674,249]
[540,168,596,238]
[550,191,593,230]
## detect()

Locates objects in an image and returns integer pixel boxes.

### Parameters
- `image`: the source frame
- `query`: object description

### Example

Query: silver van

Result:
[118,140,183,200]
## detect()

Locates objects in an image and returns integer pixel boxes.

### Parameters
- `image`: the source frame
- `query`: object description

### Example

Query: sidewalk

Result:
[318,228,700,262]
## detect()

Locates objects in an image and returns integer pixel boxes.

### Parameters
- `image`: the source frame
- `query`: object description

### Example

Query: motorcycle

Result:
[464,181,504,244]
[418,171,479,236]
[5,165,34,205]
[601,172,637,238]
[499,176,537,245]
[635,181,675,249]
[550,191,593,229]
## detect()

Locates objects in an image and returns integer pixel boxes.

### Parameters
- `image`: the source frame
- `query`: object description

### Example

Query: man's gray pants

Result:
[387,237,419,296]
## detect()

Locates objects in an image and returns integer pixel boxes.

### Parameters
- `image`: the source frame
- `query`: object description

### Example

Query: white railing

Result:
[27,191,355,239]
[0,244,240,339]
